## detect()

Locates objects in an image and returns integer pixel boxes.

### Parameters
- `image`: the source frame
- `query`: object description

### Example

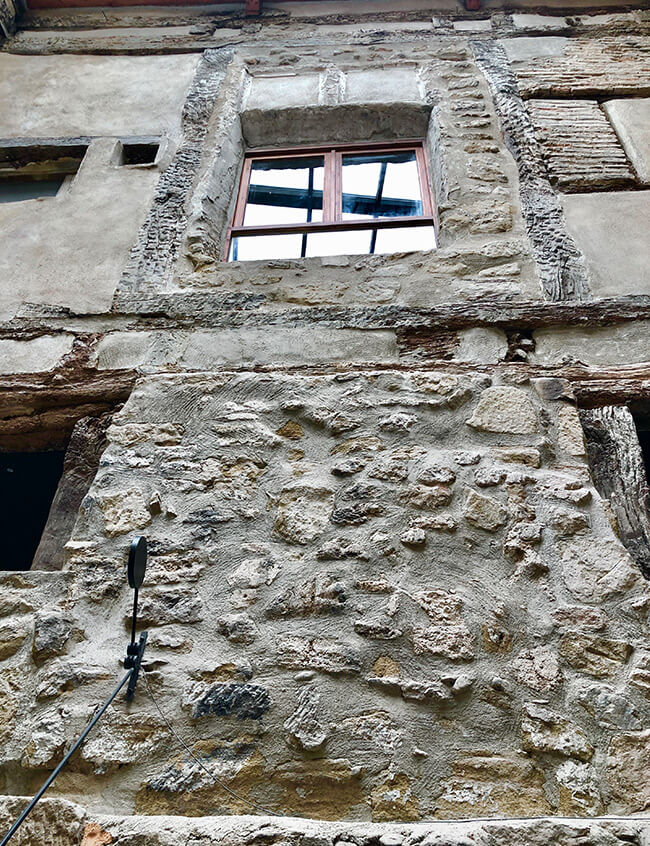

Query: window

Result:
[227,141,435,262]
[0,142,88,203]
[120,140,160,166]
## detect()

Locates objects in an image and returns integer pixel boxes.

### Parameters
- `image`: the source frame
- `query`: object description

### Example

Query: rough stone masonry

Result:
[0,0,650,843]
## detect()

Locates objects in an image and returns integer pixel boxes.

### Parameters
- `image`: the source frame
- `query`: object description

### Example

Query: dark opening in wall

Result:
[0,414,111,572]
[0,141,88,203]
[120,141,159,166]
[1,451,66,571]
[0,341,137,571]
[634,413,650,477]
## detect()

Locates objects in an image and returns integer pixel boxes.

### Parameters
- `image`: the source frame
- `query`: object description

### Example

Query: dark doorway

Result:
[636,426,650,478]
[0,450,66,571]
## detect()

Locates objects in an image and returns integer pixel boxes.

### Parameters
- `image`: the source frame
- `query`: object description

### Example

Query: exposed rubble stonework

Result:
[1,0,650,842]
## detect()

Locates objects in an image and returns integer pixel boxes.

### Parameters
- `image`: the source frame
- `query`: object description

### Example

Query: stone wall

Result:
[1,0,650,835]
[2,369,650,820]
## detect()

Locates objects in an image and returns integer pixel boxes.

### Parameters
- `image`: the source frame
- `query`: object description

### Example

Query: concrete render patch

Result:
[453,18,492,31]
[0,53,199,137]
[95,328,400,369]
[532,322,650,365]
[499,36,568,63]
[95,331,159,370]
[455,327,508,363]
[604,98,650,184]
[179,328,399,368]
[560,190,650,297]
[510,13,569,29]
[0,334,74,374]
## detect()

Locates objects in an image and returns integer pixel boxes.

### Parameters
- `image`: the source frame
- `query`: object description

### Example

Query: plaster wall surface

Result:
[0,139,159,320]
[560,191,650,298]
[0,53,199,137]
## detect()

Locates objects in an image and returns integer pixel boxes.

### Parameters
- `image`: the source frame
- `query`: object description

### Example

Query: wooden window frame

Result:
[225,139,435,260]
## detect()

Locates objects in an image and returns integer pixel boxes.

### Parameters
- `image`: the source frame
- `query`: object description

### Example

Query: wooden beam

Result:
[580,405,650,578]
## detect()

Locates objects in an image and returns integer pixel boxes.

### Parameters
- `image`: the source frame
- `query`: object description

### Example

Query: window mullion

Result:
[323,150,338,224]
[234,158,252,227]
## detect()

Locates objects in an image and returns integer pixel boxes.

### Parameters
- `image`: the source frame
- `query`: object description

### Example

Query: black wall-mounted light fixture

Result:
[124,535,148,702]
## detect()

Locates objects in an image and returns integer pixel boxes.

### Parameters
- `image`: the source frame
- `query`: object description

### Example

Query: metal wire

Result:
[140,668,283,818]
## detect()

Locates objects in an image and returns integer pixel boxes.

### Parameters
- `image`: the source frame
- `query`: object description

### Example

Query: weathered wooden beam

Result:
[580,405,650,578]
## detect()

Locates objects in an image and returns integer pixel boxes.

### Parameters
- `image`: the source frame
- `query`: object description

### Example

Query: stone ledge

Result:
[0,796,86,846]
[87,813,650,845]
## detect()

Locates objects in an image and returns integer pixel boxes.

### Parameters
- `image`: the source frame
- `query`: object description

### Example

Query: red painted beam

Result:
[245,0,261,13]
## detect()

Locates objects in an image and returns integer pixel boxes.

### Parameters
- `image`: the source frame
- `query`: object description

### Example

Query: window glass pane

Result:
[307,225,435,258]
[304,229,369,258]
[374,225,435,254]
[0,176,65,203]
[230,233,304,262]
[341,151,423,220]
[244,156,325,226]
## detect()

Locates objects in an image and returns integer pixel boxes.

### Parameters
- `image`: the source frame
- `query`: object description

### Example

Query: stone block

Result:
[344,68,421,103]
[560,537,641,602]
[556,405,586,457]
[244,74,319,110]
[0,335,74,375]
[511,647,561,693]
[277,636,362,675]
[467,386,538,434]
[559,633,632,678]
[521,703,593,761]
[607,730,650,812]
[561,191,650,297]
[98,489,151,537]
[435,754,551,818]
[0,618,28,660]
[603,98,650,184]
[32,609,72,662]
[284,687,327,751]
[533,322,650,366]
[183,682,271,720]
[0,796,85,846]
[462,488,507,531]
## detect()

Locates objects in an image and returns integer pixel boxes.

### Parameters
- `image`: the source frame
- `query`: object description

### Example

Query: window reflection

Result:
[341,151,423,220]
[231,225,435,262]
[0,176,65,203]
[244,156,325,228]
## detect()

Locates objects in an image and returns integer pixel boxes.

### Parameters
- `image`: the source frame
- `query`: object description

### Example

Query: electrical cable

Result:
[140,668,284,818]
